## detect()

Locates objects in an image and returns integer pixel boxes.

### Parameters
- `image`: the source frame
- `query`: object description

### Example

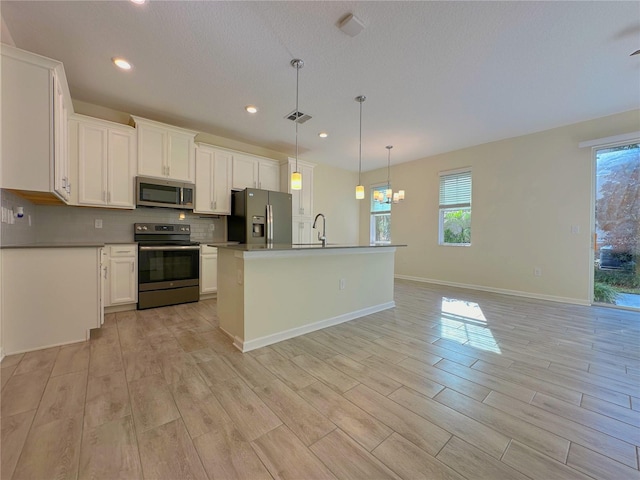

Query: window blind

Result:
[439,170,471,208]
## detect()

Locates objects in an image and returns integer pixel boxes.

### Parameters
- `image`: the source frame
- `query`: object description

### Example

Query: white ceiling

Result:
[2,1,639,172]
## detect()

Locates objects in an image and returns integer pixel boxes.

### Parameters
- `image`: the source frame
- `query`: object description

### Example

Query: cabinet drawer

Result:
[108,244,137,257]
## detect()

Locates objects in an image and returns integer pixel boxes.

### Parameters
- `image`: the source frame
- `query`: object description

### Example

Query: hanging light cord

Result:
[358,100,363,186]
[295,61,300,172]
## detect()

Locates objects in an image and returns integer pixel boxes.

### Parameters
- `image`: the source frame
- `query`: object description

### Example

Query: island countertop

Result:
[216,243,406,252]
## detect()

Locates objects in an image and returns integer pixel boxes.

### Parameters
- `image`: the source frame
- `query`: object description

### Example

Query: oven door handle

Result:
[139,245,200,251]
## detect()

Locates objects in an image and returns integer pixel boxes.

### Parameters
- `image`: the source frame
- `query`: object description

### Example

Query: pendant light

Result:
[378,145,405,204]
[290,59,304,191]
[355,95,366,199]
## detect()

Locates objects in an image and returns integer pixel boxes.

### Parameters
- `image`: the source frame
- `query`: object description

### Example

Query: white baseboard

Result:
[394,275,590,306]
[199,293,217,301]
[0,347,5,363]
[3,338,88,357]
[236,301,396,352]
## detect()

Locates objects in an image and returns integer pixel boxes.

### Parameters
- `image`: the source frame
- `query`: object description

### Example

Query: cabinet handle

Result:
[107,191,111,203]
[131,262,134,273]
[104,266,108,279]
[214,200,217,209]
[67,182,71,194]
[62,177,67,188]
[167,166,170,176]
[211,201,214,210]
[115,250,129,254]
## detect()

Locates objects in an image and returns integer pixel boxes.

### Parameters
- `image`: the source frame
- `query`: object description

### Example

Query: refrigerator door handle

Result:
[267,204,274,243]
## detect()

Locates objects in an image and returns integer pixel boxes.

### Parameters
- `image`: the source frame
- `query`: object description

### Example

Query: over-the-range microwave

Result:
[136,176,195,209]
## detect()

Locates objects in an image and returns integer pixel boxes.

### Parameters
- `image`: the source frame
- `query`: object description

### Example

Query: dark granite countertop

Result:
[217,243,406,252]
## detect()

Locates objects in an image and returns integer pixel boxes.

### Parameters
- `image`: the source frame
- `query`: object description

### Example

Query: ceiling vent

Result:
[285,110,312,124]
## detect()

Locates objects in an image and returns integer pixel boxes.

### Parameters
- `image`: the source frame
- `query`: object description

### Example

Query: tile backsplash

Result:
[1,189,226,246]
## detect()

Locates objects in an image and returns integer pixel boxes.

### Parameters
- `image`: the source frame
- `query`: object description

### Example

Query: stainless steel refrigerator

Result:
[228,188,292,244]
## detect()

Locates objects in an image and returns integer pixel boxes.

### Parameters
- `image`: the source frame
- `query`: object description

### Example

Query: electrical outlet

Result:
[95,219,103,229]
[209,224,215,231]
[534,267,542,277]
[339,278,346,290]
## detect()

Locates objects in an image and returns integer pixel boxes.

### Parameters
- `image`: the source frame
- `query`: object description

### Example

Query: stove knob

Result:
[142,226,148,231]
[136,226,141,231]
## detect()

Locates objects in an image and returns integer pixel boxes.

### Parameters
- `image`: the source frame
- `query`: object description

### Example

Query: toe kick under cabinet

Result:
[1,247,102,355]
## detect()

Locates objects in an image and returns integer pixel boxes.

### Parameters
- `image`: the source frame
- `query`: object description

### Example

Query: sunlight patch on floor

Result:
[439,297,502,354]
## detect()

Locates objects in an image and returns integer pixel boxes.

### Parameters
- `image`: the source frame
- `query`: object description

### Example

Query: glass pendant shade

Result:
[398,190,405,200]
[291,171,302,190]
[355,185,365,199]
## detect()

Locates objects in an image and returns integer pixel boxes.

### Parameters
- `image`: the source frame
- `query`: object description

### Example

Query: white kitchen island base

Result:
[217,245,399,352]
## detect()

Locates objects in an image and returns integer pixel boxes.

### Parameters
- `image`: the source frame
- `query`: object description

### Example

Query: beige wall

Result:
[360,109,640,304]
[313,163,360,244]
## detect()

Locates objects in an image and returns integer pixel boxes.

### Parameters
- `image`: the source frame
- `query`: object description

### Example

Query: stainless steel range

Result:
[135,223,200,310]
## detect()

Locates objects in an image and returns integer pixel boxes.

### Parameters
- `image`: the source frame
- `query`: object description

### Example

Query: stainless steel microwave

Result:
[136,177,195,209]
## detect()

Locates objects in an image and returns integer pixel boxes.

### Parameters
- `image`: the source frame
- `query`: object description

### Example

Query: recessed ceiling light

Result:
[130,0,146,4]
[245,105,258,114]
[318,132,328,138]
[112,57,132,70]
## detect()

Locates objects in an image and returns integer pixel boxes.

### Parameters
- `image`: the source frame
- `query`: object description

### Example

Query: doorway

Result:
[593,143,639,310]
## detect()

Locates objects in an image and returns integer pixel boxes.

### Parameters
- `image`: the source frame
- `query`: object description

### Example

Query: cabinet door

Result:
[78,122,108,206]
[293,218,313,244]
[1,54,52,192]
[200,253,218,294]
[195,146,214,213]
[109,257,137,305]
[167,132,194,181]
[137,123,167,178]
[232,155,258,190]
[53,73,70,202]
[108,128,135,208]
[259,161,280,191]
[212,151,232,214]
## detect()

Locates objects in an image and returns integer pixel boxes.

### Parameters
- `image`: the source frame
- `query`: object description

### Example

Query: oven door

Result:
[138,245,200,291]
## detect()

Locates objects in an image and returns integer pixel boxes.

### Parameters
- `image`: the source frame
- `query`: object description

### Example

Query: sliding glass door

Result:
[593,143,639,309]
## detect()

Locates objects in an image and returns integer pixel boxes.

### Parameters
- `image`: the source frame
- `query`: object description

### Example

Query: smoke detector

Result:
[338,13,365,37]
[285,110,312,124]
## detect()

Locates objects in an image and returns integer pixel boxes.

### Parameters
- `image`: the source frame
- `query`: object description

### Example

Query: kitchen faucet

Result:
[312,213,327,247]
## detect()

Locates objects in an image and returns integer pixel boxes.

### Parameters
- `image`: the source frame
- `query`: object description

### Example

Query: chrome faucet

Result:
[312,213,327,247]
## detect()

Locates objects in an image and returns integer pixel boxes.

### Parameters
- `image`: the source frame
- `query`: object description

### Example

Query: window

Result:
[370,184,391,244]
[439,168,472,245]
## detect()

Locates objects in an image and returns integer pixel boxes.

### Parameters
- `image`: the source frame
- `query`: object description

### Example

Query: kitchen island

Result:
[217,243,403,352]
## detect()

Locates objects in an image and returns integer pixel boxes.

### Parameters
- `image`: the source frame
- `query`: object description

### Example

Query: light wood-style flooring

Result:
[2,279,639,479]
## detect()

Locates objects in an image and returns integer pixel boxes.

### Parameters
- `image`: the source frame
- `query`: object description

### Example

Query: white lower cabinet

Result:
[293,218,313,244]
[200,245,218,295]
[104,244,137,307]
[1,247,102,354]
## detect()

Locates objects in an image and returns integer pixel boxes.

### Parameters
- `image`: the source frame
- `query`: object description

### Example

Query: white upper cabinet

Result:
[231,154,258,190]
[281,158,315,217]
[1,45,73,203]
[258,160,280,191]
[195,144,232,215]
[132,116,196,182]
[72,114,136,209]
[232,153,280,191]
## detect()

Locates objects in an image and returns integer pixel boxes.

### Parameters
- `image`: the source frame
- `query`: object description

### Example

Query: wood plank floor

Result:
[2,279,639,479]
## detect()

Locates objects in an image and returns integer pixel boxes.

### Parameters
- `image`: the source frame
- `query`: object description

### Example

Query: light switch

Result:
[95,219,103,229]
